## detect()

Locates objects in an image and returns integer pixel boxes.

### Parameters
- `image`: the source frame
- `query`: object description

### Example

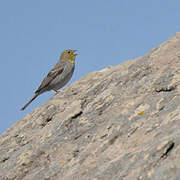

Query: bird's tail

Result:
[21,93,39,111]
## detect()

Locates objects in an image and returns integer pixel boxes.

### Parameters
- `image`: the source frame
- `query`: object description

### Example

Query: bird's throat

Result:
[67,55,76,64]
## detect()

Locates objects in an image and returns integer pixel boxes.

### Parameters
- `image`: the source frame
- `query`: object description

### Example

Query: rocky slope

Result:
[0,33,180,180]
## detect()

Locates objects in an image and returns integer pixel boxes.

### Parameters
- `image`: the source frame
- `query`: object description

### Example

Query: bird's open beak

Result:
[72,50,78,56]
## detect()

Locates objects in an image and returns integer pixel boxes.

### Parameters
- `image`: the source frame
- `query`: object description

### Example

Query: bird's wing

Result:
[35,62,65,93]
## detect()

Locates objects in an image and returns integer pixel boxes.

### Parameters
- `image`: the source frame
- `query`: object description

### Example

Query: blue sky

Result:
[0,0,179,134]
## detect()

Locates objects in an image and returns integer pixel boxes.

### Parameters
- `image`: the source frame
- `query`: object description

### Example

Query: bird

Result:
[21,49,78,110]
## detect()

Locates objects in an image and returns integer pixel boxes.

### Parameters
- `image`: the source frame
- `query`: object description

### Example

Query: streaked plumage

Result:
[21,49,77,110]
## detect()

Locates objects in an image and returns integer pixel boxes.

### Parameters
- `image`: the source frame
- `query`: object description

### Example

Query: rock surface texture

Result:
[1,33,180,180]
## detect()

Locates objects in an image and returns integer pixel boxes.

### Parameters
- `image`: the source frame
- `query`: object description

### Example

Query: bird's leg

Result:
[51,90,58,94]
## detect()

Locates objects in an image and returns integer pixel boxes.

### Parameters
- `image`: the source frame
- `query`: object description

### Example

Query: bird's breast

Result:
[50,63,75,91]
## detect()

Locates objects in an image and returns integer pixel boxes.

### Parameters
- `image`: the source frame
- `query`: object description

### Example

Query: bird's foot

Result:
[51,90,58,94]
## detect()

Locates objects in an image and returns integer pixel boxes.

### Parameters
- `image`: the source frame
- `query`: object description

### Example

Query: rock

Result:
[1,33,180,180]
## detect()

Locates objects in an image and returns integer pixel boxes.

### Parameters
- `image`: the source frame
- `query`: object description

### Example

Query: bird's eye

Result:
[68,51,71,54]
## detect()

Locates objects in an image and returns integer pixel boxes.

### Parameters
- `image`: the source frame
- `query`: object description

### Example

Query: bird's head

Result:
[61,49,78,64]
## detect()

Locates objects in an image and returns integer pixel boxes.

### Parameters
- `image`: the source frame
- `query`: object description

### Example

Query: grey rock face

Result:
[1,33,180,180]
